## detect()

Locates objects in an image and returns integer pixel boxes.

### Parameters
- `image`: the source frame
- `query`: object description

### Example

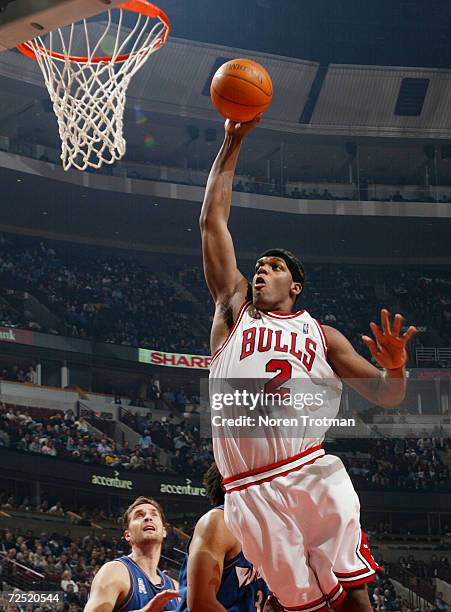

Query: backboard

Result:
[0,0,126,52]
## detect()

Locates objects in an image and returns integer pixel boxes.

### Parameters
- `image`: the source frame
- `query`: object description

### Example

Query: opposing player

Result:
[84,496,179,612]
[200,117,417,612]
[178,461,277,611]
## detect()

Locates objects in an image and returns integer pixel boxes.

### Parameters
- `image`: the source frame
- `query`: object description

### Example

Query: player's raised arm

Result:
[186,509,235,612]
[200,119,259,305]
[324,309,417,408]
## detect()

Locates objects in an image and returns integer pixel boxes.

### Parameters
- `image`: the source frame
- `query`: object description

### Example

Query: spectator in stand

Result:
[49,501,64,515]
[61,569,79,592]
[25,365,38,384]
[138,429,153,450]
[0,233,450,362]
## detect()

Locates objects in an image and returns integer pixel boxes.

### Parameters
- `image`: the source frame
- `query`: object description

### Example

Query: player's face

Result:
[252,256,297,309]
[124,503,166,547]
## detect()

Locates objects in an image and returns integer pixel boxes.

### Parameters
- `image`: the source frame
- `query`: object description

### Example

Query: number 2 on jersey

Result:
[264,359,292,398]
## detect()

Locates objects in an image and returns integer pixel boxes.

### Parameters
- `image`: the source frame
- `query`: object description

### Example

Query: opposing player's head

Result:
[253,248,304,311]
[123,496,167,549]
[203,462,225,506]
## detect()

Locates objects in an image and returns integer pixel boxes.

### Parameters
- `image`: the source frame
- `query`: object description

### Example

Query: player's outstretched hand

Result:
[136,589,179,612]
[362,308,417,370]
[225,115,261,139]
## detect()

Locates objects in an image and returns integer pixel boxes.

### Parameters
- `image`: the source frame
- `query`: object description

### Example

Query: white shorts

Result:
[223,446,379,611]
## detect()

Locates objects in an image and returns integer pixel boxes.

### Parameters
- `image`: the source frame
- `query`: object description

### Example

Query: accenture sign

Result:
[160,478,206,497]
[91,470,133,490]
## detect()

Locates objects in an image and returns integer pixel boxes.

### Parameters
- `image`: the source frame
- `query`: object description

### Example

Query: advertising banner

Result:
[139,348,211,370]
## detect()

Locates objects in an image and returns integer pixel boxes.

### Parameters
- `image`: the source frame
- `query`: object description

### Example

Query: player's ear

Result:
[291,282,302,297]
[124,529,131,544]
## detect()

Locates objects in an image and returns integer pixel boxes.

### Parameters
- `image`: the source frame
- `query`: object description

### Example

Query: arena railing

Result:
[0,552,49,591]
[416,347,451,365]
[2,139,451,205]
[387,562,436,606]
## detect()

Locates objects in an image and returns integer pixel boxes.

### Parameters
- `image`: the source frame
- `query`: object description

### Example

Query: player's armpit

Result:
[323,325,407,408]
[84,561,129,612]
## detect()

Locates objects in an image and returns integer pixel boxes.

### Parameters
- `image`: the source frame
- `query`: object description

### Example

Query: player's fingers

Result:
[225,118,241,132]
[392,313,404,337]
[369,322,383,345]
[381,308,391,335]
[362,335,379,359]
[402,325,417,344]
[144,590,179,611]
[159,589,179,599]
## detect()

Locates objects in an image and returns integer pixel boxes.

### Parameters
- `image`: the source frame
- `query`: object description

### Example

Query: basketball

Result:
[210,58,273,122]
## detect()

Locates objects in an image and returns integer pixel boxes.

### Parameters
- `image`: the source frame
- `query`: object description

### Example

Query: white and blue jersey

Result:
[113,555,178,611]
[177,507,269,611]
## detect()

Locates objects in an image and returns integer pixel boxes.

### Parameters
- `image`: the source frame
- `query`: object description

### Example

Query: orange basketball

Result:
[210,58,273,122]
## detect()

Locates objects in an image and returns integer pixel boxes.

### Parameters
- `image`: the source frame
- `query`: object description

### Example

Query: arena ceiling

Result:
[159,0,451,70]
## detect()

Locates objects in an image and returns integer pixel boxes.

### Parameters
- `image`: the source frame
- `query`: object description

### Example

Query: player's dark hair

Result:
[203,462,225,506]
[122,496,168,530]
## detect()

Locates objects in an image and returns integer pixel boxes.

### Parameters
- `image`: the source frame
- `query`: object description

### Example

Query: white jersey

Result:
[209,302,342,478]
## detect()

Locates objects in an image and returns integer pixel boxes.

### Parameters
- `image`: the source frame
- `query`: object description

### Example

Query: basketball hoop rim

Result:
[16,0,170,64]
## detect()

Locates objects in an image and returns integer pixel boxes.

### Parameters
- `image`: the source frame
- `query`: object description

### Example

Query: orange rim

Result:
[16,0,170,64]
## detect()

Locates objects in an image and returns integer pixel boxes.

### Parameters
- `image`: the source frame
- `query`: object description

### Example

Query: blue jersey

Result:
[113,555,178,611]
[177,507,269,612]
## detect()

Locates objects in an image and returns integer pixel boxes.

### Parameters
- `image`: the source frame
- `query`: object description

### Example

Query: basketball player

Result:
[178,461,281,611]
[200,117,417,612]
[84,496,179,612]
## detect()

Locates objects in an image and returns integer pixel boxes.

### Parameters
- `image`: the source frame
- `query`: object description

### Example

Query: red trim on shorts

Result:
[335,567,373,578]
[336,530,380,588]
[283,581,345,611]
[326,583,342,600]
[225,455,323,493]
[330,588,347,607]
[223,444,323,485]
[339,573,377,588]
[327,583,346,607]
[210,301,250,365]
[358,530,381,573]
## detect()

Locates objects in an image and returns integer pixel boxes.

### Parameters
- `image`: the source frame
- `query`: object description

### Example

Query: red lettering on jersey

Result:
[274,330,289,353]
[302,337,317,372]
[240,327,257,360]
[289,332,302,360]
[258,327,273,352]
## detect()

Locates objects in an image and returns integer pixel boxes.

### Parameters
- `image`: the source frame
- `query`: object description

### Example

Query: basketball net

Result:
[17,1,170,172]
